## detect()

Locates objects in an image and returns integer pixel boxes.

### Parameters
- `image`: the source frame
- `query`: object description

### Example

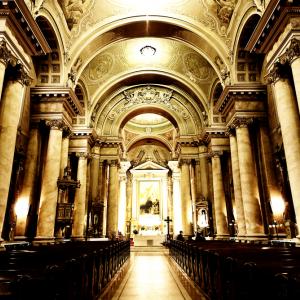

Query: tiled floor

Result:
[107,249,207,300]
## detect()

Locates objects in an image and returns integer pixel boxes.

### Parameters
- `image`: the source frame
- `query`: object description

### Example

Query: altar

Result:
[133,234,165,246]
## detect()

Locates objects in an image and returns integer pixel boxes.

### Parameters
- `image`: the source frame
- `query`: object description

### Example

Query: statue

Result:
[59,0,90,30]
[215,0,236,24]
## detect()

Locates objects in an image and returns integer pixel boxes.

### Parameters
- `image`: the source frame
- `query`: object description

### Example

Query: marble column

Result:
[72,152,88,238]
[168,161,182,237]
[268,63,300,237]
[107,160,119,238]
[180,160,193,236]
[235,119,264,237]
[228,131,246,237]
[211,153,229,238]
[118,161,131,235]
[194,160,202,200]
[59,130,71,178]
[283,38,300,113]
[126,174,133,236]
[0,77,26,240]
[101,162,109,236]
[90,145,100,202]
[199,146,209,199]
[190,163,197,231]
[36,120,64,238]
[15,124,40,236]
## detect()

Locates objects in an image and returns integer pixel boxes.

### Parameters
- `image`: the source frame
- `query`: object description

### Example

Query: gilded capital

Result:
[225,127,235,137]
[16,64,32,86]
[231,117,253,129]
[284,38,300,64]
[267,62,289,84]
[0,40,17,67]
[76,152,89,160]
[108,159,119,167]
[45,119,66,130]
[208,151,223,158]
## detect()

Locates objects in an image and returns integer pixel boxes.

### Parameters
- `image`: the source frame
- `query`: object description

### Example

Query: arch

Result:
[94,84,202,137]
[89,71,209,125]
[35,7,67,81]
[34,15,63,86]
[231,5,262,83]
[68,17,230,78]
[127,136,173,152]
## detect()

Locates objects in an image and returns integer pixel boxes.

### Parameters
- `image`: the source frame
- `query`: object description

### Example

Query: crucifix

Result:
[164,216,172,240]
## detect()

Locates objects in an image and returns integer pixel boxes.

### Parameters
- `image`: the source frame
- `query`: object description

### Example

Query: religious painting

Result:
[138,180,160,215]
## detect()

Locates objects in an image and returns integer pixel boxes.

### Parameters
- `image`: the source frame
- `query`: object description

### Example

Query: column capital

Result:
[76,152,89,160]
[208,151,223,158]
[281,38,300,65]
[267,62,290,84]
[0,40,17,67]
[168,160,180,173]
[62,126,73,138]
[231,117,253,129]
[225,126,235,137]
[179,159,191,166]
[45,119,66,130]
[107,159,119,167]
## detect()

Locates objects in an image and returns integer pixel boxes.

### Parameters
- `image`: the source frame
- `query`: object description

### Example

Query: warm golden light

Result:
[15,197,29,218]
[271,196,285,216]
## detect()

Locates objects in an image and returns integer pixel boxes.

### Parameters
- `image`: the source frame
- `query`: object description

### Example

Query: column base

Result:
[71,236,86,241]
[34,236,55,245]
[244,233,268,241]
[215,234,230,240]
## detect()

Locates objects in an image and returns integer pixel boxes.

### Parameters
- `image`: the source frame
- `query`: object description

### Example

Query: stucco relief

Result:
[184,53,214,82]
[109,86,190,120]
[58,0,95,33]
[88,54,114,81]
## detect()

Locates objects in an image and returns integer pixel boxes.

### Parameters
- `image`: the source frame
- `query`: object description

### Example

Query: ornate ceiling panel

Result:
[81,38,217,105]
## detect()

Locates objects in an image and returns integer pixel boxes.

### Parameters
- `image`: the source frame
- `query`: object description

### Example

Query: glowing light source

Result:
[140,45,156,57]
[271,196,285,216]
[15,197,29,218]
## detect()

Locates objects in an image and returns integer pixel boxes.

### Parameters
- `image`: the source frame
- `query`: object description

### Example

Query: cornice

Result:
[30,87,84,116]
[214,84,267,115]
[0,1,51,55]
[246,1,300,54]
[201,127,227,144]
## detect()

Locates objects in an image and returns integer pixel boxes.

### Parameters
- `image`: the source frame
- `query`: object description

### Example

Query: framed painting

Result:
[138,180,160,216]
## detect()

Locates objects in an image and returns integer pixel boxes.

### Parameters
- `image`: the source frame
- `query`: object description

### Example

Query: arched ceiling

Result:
[31,0,261,138]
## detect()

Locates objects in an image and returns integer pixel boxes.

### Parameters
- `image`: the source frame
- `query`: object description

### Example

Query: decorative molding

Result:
[0,0,51,55]
[214,84,267,114]
[30,87,84,116]
[245,1,300,54]
[108,159,119,167]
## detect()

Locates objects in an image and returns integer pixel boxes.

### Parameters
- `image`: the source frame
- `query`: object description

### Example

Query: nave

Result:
[102,248,206,300]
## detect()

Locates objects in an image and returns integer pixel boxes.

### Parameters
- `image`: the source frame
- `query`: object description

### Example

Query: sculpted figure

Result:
[59,0,89,30]
[215,0,236,24]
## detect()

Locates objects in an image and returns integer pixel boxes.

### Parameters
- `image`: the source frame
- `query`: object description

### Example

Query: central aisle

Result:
[110,250,200,300]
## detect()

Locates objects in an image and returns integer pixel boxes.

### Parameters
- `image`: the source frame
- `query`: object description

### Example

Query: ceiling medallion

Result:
[140,45,156,57]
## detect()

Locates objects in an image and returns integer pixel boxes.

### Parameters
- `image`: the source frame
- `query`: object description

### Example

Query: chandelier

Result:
[140,45,156,57]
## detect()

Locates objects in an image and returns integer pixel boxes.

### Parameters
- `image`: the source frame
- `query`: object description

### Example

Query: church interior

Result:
[1,0,300,299]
